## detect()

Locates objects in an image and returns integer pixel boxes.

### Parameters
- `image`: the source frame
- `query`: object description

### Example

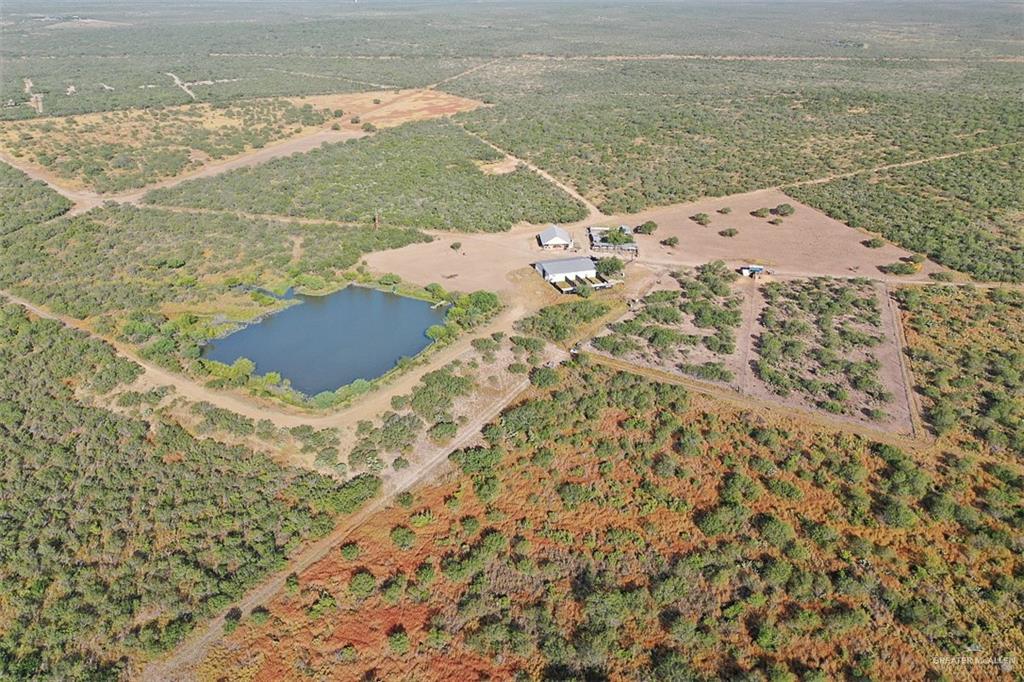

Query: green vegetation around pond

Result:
[0,204,429,322]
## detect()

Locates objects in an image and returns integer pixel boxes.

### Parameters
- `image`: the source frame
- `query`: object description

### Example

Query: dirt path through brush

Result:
[591,352,925,450]
[262,67,397,90]
[135,375,532,682]
[458,125,605,222]
[0,87,454,214]
[780,143,1018,188]
[0,129,366,216]
[165,72,196,100]
[427,58,502,89]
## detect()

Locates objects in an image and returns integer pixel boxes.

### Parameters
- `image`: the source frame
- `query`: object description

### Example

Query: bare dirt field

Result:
[365,188,945,300]
[476,156,519,174]
[289,89,481,129]
[364,224,557,293]
[617,189,947,282]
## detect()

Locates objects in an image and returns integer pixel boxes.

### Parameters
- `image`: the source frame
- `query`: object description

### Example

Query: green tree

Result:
[597,256,625,278]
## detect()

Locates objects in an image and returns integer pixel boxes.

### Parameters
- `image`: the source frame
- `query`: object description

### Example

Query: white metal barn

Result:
[534,256,612,293]
[535,256,597,283]
[537,225,574,249]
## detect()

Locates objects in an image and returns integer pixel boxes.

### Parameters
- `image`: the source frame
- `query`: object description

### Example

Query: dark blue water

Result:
[202,286,446,396]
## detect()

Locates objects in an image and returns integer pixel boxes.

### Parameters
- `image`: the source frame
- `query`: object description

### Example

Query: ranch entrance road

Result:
[136,375,533,682]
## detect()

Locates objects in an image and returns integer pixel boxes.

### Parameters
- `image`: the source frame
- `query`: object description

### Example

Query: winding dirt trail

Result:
[0,86,454,216]
[148,204,364,228]
[0,128,366,217]
[262,67,397,90]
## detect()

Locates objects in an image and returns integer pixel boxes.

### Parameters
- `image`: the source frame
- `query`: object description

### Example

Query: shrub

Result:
[340,542,360,560]
[692,212,712,226]
[388,627,411,655]
[429,420,458,443]
[249,606,270,626]
[530,366,559,388]
[881,261,918,275]
[223,607,242,633]
[597,256,625,277]
[696,503,750,536]
[661,236,679,247]
[390,525,416,550]
[348,570,377,599]
[718,228,738,237]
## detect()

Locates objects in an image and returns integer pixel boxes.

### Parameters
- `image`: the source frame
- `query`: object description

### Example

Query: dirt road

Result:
[590,352,926,451]
[165,72,196,100]
[137,375,531,682]
[780,143,1018,189]
[0,286,534,432]
[458,125,605,222]
[1,127,366,216]
[1,86,464,215]
[427,58,502,89]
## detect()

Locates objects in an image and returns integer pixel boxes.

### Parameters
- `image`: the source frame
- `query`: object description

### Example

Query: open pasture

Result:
[619,189,947,281]
[365,189,946,299]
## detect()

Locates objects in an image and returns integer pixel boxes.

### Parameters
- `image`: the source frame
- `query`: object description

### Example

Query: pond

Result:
[202,286,447,396]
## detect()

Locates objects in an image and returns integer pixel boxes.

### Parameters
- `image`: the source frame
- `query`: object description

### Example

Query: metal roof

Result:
[537,257,596,276]
[538,225,572,244]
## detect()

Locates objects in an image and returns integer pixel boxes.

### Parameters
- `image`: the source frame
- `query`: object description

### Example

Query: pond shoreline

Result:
[201,283,449,397]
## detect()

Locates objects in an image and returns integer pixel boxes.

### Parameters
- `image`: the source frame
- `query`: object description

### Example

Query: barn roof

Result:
[538,225,572,244]
[537,256,596,276]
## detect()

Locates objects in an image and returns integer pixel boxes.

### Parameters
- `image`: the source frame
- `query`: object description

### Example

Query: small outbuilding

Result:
[537,225,574,250]
[739,265,767,278]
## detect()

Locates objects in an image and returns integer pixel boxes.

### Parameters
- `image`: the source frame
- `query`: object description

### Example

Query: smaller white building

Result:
[537,225,574,249]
